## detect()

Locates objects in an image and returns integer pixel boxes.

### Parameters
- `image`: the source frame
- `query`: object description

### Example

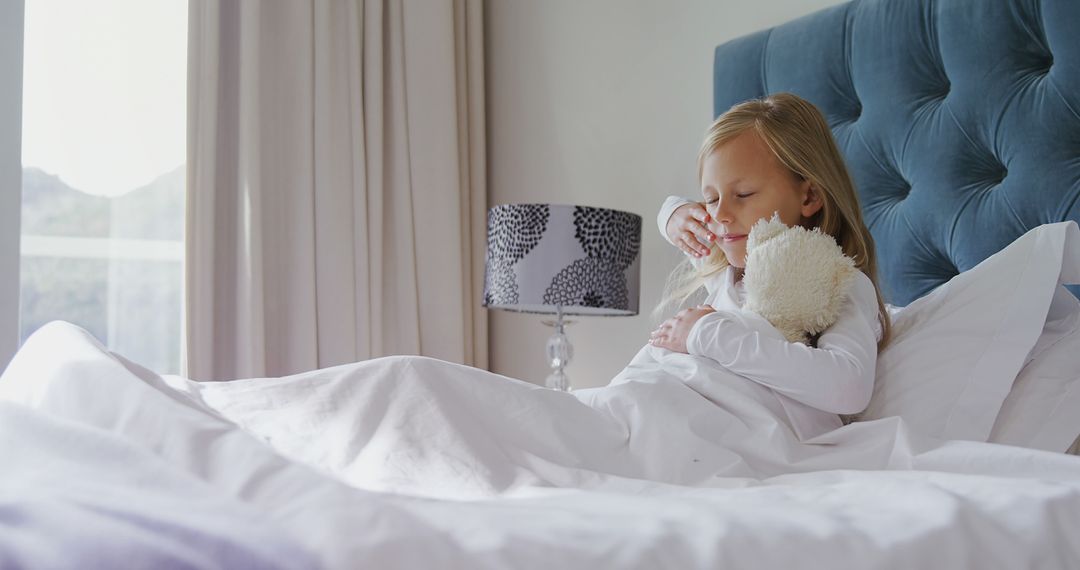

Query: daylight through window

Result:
[20,0,187,374]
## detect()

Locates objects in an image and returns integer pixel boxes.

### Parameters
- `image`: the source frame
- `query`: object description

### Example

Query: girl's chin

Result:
[722,251,746,268]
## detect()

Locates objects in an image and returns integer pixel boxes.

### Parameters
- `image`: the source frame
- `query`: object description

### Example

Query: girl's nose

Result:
[711,202,733,226]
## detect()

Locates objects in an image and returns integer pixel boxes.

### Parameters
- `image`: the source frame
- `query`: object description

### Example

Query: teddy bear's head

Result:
[742,213,858,344]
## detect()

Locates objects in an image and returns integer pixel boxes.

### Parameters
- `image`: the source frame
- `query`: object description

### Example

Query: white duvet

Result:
[3,226,1080,569]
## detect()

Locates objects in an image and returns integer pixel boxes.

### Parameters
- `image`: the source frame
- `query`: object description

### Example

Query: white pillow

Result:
[859,222,1080,442]
[988,285,1080,452]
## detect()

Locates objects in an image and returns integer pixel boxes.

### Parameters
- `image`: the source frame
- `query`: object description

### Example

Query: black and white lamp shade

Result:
[483,204,642,316]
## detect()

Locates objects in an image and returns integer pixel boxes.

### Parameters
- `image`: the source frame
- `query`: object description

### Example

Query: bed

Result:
[3,0,1080,568]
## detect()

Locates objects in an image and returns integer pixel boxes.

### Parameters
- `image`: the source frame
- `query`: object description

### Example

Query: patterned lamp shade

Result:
[483,204,642,316]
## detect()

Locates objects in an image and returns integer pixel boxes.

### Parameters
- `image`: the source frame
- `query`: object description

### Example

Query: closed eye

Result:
[704,193,753,204]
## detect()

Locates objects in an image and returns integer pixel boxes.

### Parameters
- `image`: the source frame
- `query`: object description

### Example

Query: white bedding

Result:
[3,224,1080,569]
[5,328,1080,569]
[0,402,319,570]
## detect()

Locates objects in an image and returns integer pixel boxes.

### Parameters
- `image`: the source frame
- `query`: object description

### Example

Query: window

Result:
[20,0,187,374]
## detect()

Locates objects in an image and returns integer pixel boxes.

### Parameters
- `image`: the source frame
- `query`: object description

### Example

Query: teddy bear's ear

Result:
[746,212,788,251]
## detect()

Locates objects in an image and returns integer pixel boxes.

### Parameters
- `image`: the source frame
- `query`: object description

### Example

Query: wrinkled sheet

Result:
[0,401,319,570]
[3,323,1080,570]
[3,223,1080,569]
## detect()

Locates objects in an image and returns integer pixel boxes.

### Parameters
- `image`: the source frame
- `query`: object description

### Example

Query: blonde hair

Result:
[657,92,892,353]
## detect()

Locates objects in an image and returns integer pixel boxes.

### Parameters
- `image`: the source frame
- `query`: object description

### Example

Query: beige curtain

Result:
[185,0,487,381]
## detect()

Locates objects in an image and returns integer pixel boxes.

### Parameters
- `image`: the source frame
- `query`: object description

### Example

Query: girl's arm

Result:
[685,272,881,415]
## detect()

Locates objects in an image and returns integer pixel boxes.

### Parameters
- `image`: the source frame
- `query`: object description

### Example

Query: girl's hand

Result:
[649,305,716,353]
[666,202,715,258]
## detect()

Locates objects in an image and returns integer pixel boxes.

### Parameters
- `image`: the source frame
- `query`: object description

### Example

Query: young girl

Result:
[648,92,892,438]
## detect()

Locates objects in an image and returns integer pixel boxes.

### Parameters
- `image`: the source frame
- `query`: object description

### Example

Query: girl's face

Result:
[701,129,823,268]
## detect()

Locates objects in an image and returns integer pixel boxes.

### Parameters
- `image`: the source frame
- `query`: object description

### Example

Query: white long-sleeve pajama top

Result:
[657,196,883,440]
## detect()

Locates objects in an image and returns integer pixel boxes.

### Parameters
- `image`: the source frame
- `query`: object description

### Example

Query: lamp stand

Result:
[542,306,575,391]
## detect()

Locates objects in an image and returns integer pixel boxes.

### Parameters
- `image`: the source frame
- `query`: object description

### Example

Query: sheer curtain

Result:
[186,0,487,381]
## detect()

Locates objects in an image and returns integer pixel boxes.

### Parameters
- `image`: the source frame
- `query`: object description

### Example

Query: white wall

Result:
[0,0,24,370]
[485,0,845,388]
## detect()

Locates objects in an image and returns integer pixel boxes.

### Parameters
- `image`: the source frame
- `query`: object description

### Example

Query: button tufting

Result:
[848,100,862,121]
[838,102,861,125]
[982,165,1007,186]
[940,78,951,97]
[939,257,959,278]
[1031,54,1054,76]
[896,177,912,199]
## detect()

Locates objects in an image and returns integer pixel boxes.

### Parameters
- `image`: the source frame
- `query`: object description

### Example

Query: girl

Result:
[648,92,892,437]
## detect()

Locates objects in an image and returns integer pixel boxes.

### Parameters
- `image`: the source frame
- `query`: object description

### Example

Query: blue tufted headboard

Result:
[712,0,1080,306]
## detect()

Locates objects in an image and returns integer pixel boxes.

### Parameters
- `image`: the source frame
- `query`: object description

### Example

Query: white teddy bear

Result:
[742,213,858,345]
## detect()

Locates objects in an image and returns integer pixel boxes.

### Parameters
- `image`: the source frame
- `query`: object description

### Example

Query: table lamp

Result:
[482,204,641,391]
